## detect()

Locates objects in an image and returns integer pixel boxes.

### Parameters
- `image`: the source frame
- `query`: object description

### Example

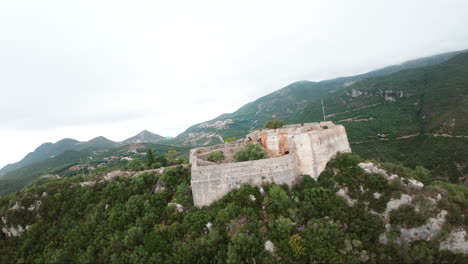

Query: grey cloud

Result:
[1,0,468,167]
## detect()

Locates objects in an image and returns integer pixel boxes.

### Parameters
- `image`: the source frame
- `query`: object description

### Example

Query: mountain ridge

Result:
[0,130,165,176]
[168,50,468,183]
[1,49,467,193]
[171,49,468,146]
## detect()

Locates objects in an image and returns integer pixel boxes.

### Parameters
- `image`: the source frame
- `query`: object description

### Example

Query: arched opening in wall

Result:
[284,151,289,155]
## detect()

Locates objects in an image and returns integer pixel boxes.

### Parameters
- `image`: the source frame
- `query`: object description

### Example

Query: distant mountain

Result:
[122,130,165,144]
[0,138,80,175]
[0,131,163,177]
[289,52,468,182]
[1,49,467,196]
[78,136,120,150]
[0,141,187,196]
[172,49,467,147]
[171,50,468,182]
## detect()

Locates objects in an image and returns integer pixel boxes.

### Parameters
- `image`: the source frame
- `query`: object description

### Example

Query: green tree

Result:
[207,151,225,162]
[303,219,352,263]
[124,226,144,247]
[128,159,145,171]
[235,143,265,162]
[146,149,155,168]
[227,232,261,264]
[155,155,168,167]
[225,137,237,143]
[266,185,291,214]
[270,216,293,240]
[414,166,431,184]
[166,150,178,159]
[264,120,284,129]
[288,234,306,259]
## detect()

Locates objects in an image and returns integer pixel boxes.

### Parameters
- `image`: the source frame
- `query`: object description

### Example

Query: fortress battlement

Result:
[190,121,351,207]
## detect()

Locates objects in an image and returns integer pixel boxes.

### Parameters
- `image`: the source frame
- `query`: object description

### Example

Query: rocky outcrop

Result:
[440,229,468,254]
[400,210,447,242]
[2,225,28,237]
[336,188,357,206]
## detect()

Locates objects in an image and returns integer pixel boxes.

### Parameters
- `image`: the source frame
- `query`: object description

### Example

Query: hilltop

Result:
[122,130,165,144]
[0,153,466,263]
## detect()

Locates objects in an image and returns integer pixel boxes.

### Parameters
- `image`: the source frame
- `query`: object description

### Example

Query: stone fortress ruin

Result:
[190,121,351,207]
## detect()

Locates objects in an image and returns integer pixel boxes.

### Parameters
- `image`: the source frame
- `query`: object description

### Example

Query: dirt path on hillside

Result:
[326,103,381,118]
[351,133,468,144]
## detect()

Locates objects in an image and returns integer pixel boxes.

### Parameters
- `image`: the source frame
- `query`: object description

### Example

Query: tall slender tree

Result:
[146,148,155,168]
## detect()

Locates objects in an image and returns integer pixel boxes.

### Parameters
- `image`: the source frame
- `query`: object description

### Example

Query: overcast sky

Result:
[1,0,468,168]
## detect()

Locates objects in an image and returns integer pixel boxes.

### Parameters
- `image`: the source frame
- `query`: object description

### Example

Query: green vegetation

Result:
[173,52,468,183]
[1,153,466,263]
[207,151,225,163]
[235,143,266,162]
[146,149,155,168]
[224,137,237,143]
[0,143,190,197]
[2,51,467,199]
[128,159,145,171]
[390,204,428,228]
[264,120,284,129]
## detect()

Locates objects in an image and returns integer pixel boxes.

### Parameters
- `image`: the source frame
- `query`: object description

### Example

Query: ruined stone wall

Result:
[295,124,351,178]
[190,122,351,207]
[191,155,297,207]
[190,141,245,166]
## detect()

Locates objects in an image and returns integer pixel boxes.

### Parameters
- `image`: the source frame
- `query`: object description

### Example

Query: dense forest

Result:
[1,154,467,263]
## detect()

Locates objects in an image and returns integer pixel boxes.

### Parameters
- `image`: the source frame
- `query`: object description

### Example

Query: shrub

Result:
[264,120,284,129]
[414,166,432,185]
[389,204,427,228]
[207,151,225,163]
[128,159,145,171]
[330,153,361,170]
[155,155,168,167]
[235,143,265,162]
[288,234,306,259]
[265,185,291,214]
[225,137,237,143]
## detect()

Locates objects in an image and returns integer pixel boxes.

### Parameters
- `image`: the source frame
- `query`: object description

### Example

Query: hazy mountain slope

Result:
[0,142,188,196]
[122,130,165,144]
[287,52,468,182]
[1,154,466,263]
[291,52,468,137]
[172,49,467,147]
[0,131,163,177]
[0,138,118,177]
[0,138,80,176]
[74,136,120,151]
[172,51,468,182]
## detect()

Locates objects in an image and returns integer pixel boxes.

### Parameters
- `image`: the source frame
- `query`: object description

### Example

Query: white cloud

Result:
[1,0,468,167]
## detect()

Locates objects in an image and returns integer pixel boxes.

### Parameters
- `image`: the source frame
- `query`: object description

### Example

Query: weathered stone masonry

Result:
[190,121,351,207]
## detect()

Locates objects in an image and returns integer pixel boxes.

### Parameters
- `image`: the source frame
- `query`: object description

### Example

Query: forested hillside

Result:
[172,52,468,183]
[173,50,467,146]
[0,131,165,177]
[1,154,466,263]
[0,143,188,197]
[1,51,466,198]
